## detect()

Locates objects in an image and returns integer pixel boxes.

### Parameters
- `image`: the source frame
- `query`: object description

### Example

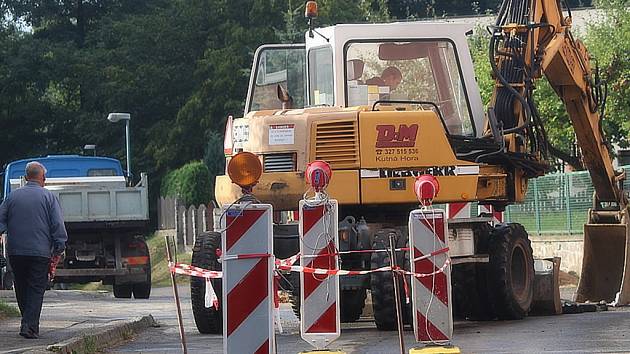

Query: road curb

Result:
[29,314,158,354]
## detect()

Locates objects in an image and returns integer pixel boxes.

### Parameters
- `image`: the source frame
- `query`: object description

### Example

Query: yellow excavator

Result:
[190,0,628,333]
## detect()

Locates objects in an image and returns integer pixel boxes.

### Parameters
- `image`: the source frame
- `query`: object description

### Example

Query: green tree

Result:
[161,161,213,207]
[469,0,630,169]
[584,0,630,148]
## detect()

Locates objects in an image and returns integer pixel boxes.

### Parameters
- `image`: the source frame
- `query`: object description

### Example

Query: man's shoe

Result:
[19,325,39,339]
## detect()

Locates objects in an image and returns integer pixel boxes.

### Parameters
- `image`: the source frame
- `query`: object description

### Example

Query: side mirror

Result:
[277,84,293,110]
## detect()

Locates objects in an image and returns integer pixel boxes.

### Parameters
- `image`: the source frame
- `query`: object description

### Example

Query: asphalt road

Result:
[107,286,630,354]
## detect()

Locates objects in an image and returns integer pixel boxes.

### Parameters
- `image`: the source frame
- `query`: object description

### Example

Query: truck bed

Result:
[10,174,149,223]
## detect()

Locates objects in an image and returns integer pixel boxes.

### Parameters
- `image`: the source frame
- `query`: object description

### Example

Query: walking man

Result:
[0,161,67,339]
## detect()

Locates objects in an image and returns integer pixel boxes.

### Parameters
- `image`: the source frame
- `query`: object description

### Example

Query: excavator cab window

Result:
[246,45,306,113]
[308,45,334,106]
[344,40,474,136]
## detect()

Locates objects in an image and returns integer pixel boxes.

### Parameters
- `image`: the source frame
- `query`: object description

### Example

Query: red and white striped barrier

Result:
[478,204,503,225]
[299,199,340,349]
[221,203,275,354]
[408,209,453,344]
[447,202,472,219]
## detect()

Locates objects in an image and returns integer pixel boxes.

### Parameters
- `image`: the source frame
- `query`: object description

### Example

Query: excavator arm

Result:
[489,0,630,303]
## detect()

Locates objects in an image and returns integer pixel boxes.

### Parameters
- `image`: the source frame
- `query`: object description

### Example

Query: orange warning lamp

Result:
[227,152,262,191]
[305,1,318,19]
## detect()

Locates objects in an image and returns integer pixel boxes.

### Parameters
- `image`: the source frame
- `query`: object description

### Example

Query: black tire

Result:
[133,266,152,299]
[340,289,367,322]
[133,244,152,299]
[113,284,132,298]
[452,223,495,320]
[370,228,409,331]
[288,272,301,318]
[488,223,534,320]
[191,231,223,334]
[452,263,495,320]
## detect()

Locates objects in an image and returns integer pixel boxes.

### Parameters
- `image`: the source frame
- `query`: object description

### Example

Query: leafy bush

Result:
[160,161,213,207]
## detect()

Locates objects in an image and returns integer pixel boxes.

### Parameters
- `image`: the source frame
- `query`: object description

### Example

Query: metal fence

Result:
[503,165,630,235]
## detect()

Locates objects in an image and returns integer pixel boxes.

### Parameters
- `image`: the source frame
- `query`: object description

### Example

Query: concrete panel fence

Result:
[157,197,213,251]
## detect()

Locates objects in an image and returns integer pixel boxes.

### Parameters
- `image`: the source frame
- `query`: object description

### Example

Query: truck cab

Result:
[0,155,151,299]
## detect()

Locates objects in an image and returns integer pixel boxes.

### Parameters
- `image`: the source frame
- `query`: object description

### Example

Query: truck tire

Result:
[191,231,223,334]
[113,284,132,298]
[370,228,409,331]
[133,266,152,299]
[340,289,367,322]
[488,223,534,320]
[133,242,152,299]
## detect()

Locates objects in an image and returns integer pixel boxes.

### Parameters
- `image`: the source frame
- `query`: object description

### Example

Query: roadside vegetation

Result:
[148,233,191,287]
[0,300,19,320]
[0,1,618,209]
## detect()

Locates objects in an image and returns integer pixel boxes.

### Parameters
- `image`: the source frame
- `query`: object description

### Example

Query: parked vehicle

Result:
[190,0,627,332]
[0,155,151,299]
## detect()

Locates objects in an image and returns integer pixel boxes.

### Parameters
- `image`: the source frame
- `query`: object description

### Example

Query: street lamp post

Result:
[107,112,132,180]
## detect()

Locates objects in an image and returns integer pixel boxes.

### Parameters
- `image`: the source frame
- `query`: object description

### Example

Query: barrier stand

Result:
[165,235,188,354]
[221,152,275,354]
[408,175,460,354]
[389,233,406,354]
[299,161,344,354]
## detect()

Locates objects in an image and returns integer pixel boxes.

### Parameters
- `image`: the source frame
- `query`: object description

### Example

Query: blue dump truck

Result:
[0,155,151,299]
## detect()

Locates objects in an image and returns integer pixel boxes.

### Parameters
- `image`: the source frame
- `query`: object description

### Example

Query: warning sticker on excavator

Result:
[269,124,295,145]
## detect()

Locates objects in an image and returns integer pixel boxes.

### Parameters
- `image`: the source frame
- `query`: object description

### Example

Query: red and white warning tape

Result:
[169,248,450,320]
[168,247,449,280]
[169,262,223,279]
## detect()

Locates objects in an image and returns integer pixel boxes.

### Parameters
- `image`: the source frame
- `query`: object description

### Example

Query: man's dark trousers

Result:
[9,255,49,334]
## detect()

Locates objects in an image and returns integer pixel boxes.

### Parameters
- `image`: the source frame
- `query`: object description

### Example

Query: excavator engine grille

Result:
[263,153,296,172]
[313,119,359,169]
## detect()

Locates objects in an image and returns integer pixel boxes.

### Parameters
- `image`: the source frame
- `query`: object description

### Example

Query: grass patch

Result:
[0,300,20,320]
[148,234,191,287]
[71,282,111,291]
[82,334,97,353]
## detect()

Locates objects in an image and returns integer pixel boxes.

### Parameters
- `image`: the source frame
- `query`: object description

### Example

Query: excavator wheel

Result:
[452,223,495,320]
[452,263,495,320]
[288,271,301,318]
[370,228,410,331]
[191,231,223,334]
[488,223,534,320]
[340,288,367,322]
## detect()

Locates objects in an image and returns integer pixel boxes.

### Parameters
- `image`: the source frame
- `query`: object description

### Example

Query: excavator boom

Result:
[490,0,629,303]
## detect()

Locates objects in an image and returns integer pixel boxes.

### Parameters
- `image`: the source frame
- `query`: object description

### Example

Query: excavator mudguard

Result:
[576,209,630,305]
